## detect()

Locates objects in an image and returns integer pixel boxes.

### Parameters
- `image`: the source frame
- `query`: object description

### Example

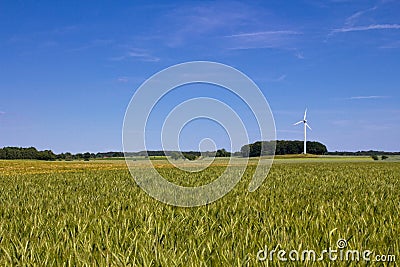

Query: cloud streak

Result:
[160,2,256,48]
[348,95,389,100]
[380,40,400,49]
[268,74,287,82]
[226,30,301,38]
[117,77,129,83]
[127,51,160,62]
[344,6,377,27]
[225,30,302,50]
[110,49,160,62]
[332,24,400,33]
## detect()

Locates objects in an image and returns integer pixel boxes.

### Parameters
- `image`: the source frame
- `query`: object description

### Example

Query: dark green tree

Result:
[65,152,73,161]
[241,140,327,157]
[170,152,182,160]
[83,152,91,161]
[216,149,230,157]
[182,153,197,160]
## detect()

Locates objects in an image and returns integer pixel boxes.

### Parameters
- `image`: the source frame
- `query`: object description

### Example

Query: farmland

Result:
[0,158,399,265]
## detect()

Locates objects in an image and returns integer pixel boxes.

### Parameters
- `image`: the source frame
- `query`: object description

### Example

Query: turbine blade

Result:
[306,123,312,130]
[293,121,303,125]
[304,108,307,120]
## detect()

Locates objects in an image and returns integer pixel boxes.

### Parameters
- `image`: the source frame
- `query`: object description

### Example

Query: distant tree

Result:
[250,142,262,157]
[0,147,23,159]
[328,151,400,156]
[25,147,38,159]
[232,151,242,157]
[170,152,182,160]
[65,152,73,161]
[201,151,216,158]
[83,152,91,161]
[371,155,379,161]
[241,140,327,157]
[381,155,388,160]
[240,145,250,157]
[262,141,276,155]
[216,149,231,157]
[182,153,197,161]
[306,141,328,155]
[37,150,56,161]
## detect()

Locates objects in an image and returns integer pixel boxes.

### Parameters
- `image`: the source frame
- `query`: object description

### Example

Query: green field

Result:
[0,158,399,265]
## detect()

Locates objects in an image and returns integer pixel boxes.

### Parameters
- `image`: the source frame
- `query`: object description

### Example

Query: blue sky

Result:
[1,0,399,153]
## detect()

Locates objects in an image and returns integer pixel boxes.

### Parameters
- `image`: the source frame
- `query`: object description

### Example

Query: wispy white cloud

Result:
[127,51,160,62]
[110,49,160,62]
[50,25,78,35]
[345,11,365,26]
[152,2,303,53]
[344,6,377,26]
[0,111,5,115]
[257,74,288,83]
[380,40,400,49]
[328,1,400,43]
[348,95,389,100]
[270,74,287,82]
[225,30,302,50]
[160,2,255,48]
[70,39,114,52]
[117,77,129,83]
[226,30,301,38]
[332,24,400,33]
[294,51,305,59]
[276,74,287,82]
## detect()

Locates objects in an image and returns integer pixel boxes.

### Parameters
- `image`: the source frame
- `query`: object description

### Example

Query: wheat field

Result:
[0,159,398,266]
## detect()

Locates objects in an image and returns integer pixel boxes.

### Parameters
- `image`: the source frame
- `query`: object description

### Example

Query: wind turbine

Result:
[294,108,312,154]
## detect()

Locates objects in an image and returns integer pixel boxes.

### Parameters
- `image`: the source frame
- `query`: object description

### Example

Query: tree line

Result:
[0,147,125,161]
[327,150,400,156]
[130,149,231,160]
[0,147,232,161]
[0,147,57,160]
[3,143,398,161]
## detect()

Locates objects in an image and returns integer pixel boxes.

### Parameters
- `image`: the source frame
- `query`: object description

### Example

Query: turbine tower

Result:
[294,108,312,154]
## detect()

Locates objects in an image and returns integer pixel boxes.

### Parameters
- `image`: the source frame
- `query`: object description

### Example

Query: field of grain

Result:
[0,159,399,265]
